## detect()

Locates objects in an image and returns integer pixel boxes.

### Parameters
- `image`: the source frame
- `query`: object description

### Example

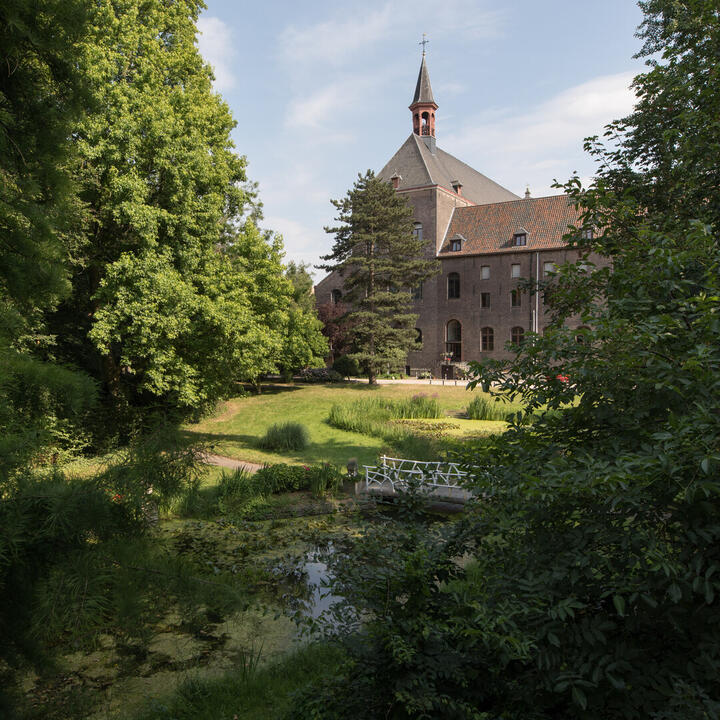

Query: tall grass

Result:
[466,396,513,421]
[126,643,345,720]
[327,394,441,439]
[257,422,309,451]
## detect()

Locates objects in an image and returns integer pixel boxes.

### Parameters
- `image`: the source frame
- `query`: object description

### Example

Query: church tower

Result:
[409,47,438,142]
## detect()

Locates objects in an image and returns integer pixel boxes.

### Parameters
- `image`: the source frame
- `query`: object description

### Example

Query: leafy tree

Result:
[223,221,327,386]
[317,299,354,366]
[290,2,720,718]
[0,2,261,713]
[320,171,438,383]
[46,0,264,425]
[286,261,317,314]
[0,0,98,472]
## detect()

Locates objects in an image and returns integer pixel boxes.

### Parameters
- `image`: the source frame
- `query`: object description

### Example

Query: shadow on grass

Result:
[180,430,384,467]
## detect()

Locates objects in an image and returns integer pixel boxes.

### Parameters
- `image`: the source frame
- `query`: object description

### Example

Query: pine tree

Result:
[320,171,438,384]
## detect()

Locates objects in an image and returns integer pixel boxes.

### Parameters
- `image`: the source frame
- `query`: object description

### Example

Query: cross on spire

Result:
[419,33,429,56]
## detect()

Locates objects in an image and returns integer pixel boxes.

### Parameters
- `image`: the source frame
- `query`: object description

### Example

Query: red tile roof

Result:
[441,194,582,255]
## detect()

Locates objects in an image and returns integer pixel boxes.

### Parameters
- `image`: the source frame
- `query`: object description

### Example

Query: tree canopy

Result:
[320,171,438,383]
[0,1,325,712]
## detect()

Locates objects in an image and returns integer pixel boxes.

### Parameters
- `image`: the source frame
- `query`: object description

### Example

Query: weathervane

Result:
[419,33,429,56]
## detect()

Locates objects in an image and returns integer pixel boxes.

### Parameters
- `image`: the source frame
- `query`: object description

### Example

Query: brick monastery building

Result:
[315,53,595,378]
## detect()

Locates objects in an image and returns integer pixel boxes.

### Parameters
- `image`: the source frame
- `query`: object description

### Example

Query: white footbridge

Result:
[359,455,475,505]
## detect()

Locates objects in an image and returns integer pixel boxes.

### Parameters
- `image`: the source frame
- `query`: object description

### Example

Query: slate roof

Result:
[411,56,435,106]
[441,195,582,255]
[377,134,518,206]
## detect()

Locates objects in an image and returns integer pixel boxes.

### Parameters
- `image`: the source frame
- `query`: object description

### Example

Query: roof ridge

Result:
[411,133,434,183]
[451,193,571,211]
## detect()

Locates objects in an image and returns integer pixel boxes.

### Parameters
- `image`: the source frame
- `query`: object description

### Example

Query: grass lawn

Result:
[184,382,511,468]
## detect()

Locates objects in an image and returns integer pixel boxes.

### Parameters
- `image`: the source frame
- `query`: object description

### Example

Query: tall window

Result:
[447,272,460,299]
[412,282,423,300]
[481,327,494,351]
[511,263,521,278]
[480,292,490,308]
[481,265,490,280]
[511,289,521,307]
[415,328,423,344]
[543,261,555,276]
[446,320,462,361]
[511,326,525,345]
[331,289,342,304]
[413,222,423,243]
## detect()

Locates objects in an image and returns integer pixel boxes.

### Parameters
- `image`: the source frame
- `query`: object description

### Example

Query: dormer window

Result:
[448,233,464,252]
[513,232,527,246]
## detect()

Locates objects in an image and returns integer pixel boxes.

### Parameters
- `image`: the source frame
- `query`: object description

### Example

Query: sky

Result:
[196,0,646,279]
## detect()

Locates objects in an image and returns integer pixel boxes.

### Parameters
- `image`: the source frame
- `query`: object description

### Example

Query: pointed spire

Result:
[409,39,438,140]
[411,54,435,106]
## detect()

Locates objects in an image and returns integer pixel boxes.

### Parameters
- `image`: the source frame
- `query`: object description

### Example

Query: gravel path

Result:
[203,453,264,473]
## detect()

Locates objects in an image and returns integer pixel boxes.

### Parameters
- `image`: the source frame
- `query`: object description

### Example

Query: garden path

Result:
[203,453,263,473]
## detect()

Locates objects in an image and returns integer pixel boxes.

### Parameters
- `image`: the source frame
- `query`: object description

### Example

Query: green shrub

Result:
[332,355,361,378]
[251,463,343,497]
[253,463,309,493]
[307,463,343,497]
[258,422,309,451]
[466,395,511,421]
[218,467,254,500]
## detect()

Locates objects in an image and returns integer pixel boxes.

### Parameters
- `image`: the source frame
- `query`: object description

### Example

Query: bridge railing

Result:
[363,455,474,493]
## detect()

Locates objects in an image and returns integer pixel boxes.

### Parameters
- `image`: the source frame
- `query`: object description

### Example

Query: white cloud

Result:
[286,83,351,130]
[280,6,392,67]
[446,71,638,195]
[278,0,504,69]
[197,17,236,92]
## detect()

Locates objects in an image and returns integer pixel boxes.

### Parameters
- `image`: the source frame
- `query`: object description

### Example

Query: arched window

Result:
[413,222,423,243]
[331,289,342,305]
[511,326,525,345]
[447,272,460,299]
[575,325,591,344]
[481,327,494,352]
[421,111,430,135]
[446,320,461,361]
[415,328,423,344]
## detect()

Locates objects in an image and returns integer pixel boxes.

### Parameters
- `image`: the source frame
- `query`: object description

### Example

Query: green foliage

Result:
[466,395,511,421]
[39,1,325,428]
[332,354,361,378]
[327,395,449,461]
[393,394,442,419]
[0,434,236,713]
[253,464,311,493]
[126,642,346,720]
[319,171,439,383]
[217,466,255,501]
[285,261,317,315]
[307,463,343,497]
[216,463,342,510]
[258,422,310,452]
[327,395,443,448]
